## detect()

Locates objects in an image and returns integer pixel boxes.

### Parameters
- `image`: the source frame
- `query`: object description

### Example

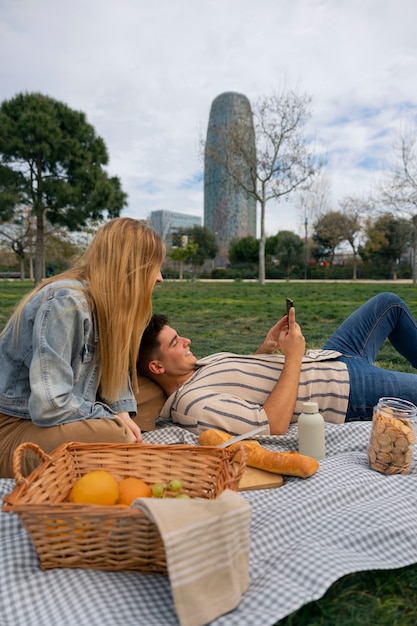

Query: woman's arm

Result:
[29,289,135,426]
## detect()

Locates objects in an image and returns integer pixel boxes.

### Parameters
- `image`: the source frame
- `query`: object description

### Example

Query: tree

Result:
[338,197,366,280]
[313,211,346,263]
[0,92,127,283]
[168,236,198,280]
[379,127,417,282]
[203,87,323,284]
[360,213,410,278]
[0,206,36,279]
[229,236,259,264]
[180,226,218,272]
[298,173,332,233]
[44,225,86,275]
[0,165,22,220]
[274,230,304,278]
[0,206,89,280]
[298,174,332,278]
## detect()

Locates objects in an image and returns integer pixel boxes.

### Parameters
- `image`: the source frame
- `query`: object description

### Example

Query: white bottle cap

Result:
[302,401,319,413]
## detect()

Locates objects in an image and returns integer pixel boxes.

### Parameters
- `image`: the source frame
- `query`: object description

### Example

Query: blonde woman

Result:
[0,218,165,477]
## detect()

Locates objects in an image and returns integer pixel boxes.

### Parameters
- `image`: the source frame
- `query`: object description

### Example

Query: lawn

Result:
[151,280,417,374]
[1,279,417,625]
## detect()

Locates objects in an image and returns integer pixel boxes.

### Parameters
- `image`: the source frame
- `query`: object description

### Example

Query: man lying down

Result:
[137,292,417,437]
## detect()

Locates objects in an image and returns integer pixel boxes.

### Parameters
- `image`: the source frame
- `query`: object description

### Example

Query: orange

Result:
[117,476,152,505]
[69,470,119,505]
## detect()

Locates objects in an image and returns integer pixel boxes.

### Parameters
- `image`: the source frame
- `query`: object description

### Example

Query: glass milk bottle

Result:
[298,401,326,460]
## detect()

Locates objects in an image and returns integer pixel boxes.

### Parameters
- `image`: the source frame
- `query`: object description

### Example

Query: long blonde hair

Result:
[5,218,165,402]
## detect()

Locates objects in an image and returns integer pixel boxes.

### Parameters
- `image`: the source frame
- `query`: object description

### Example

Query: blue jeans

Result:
[322,292,417,421]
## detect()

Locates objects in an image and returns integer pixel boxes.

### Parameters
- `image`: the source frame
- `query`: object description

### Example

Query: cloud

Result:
[1,0,417,237]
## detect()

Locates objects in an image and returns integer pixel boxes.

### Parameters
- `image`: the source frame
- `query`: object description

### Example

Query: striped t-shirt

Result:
[159,350,350,435]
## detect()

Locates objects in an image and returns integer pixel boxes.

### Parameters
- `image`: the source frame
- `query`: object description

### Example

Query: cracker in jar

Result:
[376,432,392,447]
[375,451,392,465]
[374,417,386,434]
[406,428,416,445]
[393,436,409,451]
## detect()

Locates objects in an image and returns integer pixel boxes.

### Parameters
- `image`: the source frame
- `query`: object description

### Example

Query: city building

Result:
[149,210,202,247]
[204,92,257,265]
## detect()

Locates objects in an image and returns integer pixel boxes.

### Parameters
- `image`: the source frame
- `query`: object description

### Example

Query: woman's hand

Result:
[115,411,143,443]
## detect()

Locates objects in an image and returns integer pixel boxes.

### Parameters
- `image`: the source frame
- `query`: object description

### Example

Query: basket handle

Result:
[12,442,53,485]
[228,443,248,483]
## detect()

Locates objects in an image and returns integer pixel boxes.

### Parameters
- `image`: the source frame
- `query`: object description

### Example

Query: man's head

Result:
[137,314,169,377]
[137,314,197,385]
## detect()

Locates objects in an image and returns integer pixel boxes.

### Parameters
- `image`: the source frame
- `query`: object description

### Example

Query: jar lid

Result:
[302,401,319,414]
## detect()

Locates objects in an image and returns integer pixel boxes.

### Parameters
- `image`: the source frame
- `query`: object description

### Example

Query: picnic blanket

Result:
[1,420,417,626]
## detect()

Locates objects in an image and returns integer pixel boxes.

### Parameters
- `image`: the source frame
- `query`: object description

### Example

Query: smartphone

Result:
[286,298,294,316]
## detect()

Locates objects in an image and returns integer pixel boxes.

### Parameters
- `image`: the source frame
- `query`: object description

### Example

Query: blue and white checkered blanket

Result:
[1,421,417,626]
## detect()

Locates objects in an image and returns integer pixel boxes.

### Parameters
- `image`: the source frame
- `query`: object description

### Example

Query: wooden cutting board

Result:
[238,465,284,490]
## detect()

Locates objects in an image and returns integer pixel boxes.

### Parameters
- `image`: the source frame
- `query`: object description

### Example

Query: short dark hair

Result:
[137,314,170,376]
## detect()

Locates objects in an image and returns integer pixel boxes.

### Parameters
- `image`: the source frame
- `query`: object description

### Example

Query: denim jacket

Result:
[0,280,137,425]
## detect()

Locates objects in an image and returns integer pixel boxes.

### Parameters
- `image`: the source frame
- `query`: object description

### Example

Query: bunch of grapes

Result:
[151,479,190,499]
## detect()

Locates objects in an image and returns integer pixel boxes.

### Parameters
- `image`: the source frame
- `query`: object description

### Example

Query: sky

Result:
[1,0,417,239]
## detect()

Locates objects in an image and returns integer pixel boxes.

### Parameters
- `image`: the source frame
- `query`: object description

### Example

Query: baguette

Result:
[198,428,319,478]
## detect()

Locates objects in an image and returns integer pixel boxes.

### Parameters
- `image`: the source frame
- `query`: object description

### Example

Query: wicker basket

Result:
[2,441,247,573]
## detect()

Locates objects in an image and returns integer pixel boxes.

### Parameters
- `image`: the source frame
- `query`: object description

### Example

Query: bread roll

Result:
[198,429,319,478]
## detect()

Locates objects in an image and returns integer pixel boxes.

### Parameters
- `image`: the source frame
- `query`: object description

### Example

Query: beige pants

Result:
[0,412,135,479]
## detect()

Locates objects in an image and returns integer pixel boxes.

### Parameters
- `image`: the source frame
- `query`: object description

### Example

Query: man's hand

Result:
[115,411,143,443]
[279,307,306,360]
[255,316,289,354]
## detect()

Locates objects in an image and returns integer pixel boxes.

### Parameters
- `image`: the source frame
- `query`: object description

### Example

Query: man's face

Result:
[154,324,197,376]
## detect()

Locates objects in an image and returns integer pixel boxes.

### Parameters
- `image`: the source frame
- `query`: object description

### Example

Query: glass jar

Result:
[368,397,417,475]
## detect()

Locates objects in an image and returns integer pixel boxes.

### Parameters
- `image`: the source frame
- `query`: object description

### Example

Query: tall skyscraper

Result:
[204,92,256,265]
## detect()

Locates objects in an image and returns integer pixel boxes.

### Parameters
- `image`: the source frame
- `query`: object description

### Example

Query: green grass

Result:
[1,278,417,625]
[276,565,417,626]
[151,281,417,373]
[0,280,34,330]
